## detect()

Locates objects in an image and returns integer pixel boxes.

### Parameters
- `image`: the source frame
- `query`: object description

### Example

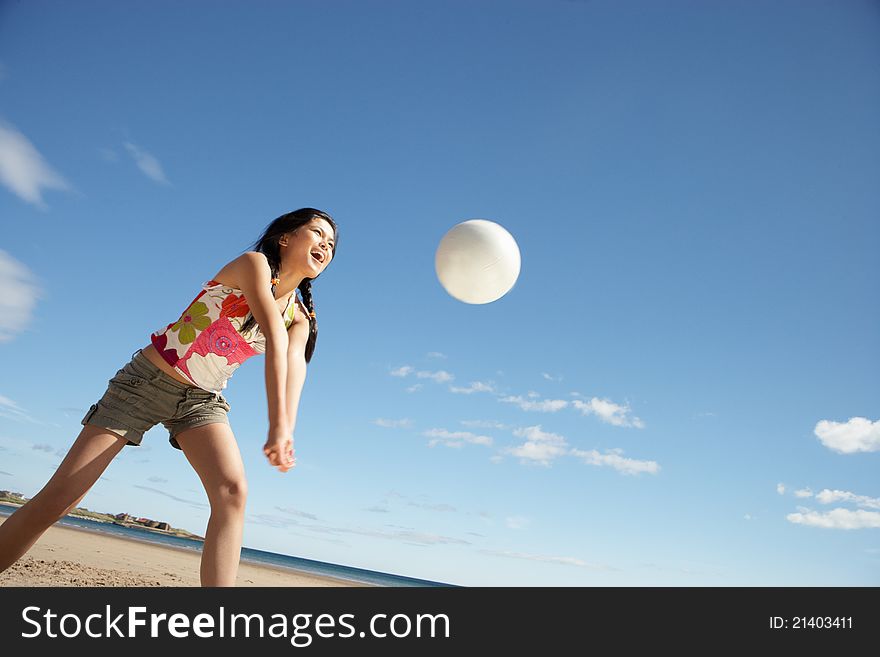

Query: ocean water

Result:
[0,503,454,587]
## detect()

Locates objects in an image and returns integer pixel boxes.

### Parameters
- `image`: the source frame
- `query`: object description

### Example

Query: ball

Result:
[435,219,521,304]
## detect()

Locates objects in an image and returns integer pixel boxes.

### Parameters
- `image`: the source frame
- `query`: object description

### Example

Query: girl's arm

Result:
[231,253,291,450]
[264,308,308,471]
[285,319,310,436]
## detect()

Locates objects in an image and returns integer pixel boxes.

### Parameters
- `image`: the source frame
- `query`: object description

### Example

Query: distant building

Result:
[115,513,132,523]
[157,522,170,531]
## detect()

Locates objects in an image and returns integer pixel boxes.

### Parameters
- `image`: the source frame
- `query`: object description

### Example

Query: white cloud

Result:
[786,508,880,530]
[373,418,413,429]
[572,397,645,428]
[450,381,495,394]
[424,428,493,448]
[391,365,453,383]
[406,384,423,393]
[505,516,530,529]
[416,369,453,383]
[461,420,507,430]
[776,483,786,495]
[814,489,880,510]
[541,373,562,382]
[123,141,170,185]
[426,352,446,359]
[0,251,42,343]
[500,395,569,412]
[0,119,71,209]
[569,447,660,476]
[505,425,569,466]
[794,488,813,498]
[814,417,880,453]
[744,514,753,520]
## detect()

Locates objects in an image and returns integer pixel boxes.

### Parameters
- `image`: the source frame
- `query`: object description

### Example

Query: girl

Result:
[0,208,337,586]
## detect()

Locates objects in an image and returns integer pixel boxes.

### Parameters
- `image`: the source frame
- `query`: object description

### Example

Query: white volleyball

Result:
[435,219,521,304]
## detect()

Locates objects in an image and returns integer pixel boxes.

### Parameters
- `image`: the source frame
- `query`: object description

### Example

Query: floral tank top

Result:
[150,279,299,393]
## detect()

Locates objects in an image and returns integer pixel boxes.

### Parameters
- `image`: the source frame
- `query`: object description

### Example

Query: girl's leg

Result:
[0,425,128,573]
[174,422,247,587]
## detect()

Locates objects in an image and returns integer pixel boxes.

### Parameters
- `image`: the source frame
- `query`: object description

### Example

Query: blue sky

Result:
[0,0,878,586]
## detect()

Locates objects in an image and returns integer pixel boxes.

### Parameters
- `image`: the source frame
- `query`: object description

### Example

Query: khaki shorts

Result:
[81,349,231,450]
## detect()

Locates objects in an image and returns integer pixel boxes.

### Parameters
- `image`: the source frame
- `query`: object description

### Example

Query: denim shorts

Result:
[81,349,231,450]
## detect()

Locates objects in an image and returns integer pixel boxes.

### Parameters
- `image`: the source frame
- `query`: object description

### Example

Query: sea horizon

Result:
[0,502,456,587]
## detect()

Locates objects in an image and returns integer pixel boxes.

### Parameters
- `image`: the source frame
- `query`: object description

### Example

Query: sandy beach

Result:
[0,517,364,587]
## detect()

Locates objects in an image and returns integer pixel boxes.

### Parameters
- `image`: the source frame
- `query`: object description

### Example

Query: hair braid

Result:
[297,278,318,363]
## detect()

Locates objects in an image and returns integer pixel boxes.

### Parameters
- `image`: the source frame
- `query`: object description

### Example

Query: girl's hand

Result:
[263,434,296,472]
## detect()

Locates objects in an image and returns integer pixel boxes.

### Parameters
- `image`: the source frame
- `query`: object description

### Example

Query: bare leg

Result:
[174,422,247,587]
[0,425,128,573]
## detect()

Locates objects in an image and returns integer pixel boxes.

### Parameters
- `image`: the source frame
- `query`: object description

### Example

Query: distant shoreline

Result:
[0,516,363,587]
[0,498,203,540]
[0,502,353,583]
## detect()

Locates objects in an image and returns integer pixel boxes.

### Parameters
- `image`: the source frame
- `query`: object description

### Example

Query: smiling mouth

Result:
[311,251,325,264]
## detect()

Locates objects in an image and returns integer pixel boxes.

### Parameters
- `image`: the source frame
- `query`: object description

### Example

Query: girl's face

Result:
[282,218,336,277]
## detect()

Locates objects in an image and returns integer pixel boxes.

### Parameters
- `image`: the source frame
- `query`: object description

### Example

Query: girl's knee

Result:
[208,478,248,509]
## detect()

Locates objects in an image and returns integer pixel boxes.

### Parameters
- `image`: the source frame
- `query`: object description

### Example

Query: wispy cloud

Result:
[0,392,39,423]
[571,397,645,428]
[776,483,786,495]
[391,365,453,383]
[541,373,562,382]
[449,381,495,395]
[570,447,659,476]
[794,488,813,498]
[417,370,453,383]
[279,512,471,546]
[504,425,569,466]
[0,250,42,343]
[479,548,609,570]
[132,485,209,509]
[424,428,493,448]
[814,489,880,510]
[406,384,423,393]
[32,444,54,453]
[500,395,569,412]
[276,505,320,521]
[814,417,880,454]
[373,418,413,429]
[147,476,168,484]
[461,419,508,430]
[380,490,460,514]
[123,141,170,185]
[0,119,71,209]
[505,516,530,530]
[426,352,447,360]
[786,508,880,530]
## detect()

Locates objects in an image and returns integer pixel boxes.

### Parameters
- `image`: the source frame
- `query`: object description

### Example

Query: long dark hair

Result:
[238,208,338,363]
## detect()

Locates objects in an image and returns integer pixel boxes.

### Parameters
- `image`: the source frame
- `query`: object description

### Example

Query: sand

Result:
[0,517,364,587]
